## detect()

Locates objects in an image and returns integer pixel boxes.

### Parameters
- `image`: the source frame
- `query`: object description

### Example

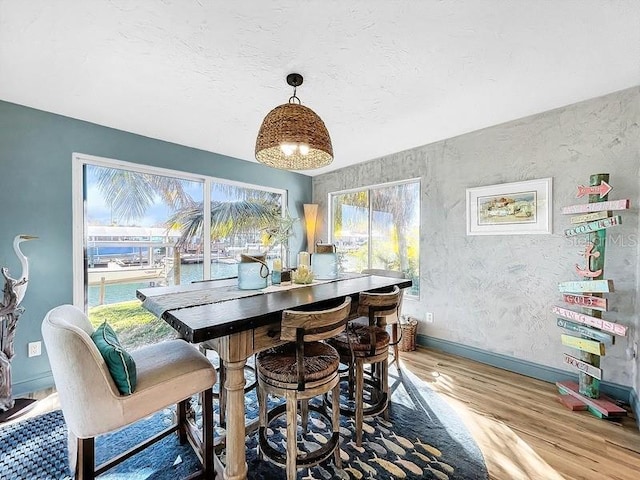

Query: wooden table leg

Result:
[224,358,248,480]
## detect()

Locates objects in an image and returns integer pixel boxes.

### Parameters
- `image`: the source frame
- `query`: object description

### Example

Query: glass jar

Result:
[238,254,270,290]
[311,243,338,280]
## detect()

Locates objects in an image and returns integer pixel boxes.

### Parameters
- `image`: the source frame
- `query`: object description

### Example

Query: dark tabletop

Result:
[137,275,412,343]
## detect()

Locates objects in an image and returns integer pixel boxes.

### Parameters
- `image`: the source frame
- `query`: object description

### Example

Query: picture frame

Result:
[466,177,553,235]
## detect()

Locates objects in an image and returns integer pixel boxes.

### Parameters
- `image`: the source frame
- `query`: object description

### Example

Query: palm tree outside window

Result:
[329,179,420,296]
[76,155,285,349]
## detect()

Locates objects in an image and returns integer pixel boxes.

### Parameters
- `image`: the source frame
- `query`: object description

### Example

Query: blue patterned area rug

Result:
[0,365,488,479]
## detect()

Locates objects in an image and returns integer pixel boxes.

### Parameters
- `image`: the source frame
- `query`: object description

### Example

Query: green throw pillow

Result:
[91,322,137,395]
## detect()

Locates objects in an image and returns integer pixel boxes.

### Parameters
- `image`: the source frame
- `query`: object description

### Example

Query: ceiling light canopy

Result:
[255,73,333,170]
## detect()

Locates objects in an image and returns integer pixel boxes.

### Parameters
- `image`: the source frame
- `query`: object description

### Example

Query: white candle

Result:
[298,251,310,267]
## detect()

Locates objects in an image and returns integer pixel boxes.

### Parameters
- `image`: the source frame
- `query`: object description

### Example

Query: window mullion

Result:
[367,190,373,269]
[203,178,212,279]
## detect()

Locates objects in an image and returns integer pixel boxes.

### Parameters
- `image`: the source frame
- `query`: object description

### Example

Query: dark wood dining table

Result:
[137,273,412,480]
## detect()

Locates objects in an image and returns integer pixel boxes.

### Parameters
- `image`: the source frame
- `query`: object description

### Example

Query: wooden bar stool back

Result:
[361,269,407,366]
[327,285,401,446]
[256,297,352,480]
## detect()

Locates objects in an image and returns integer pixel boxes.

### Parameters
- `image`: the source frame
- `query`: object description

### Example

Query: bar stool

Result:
[327,285,401,446]
[361,269,407,366]
[256,297,352,480]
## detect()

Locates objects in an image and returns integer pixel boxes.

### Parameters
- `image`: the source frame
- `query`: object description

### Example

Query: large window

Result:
[330,179,420,296]
[73,154,285,349]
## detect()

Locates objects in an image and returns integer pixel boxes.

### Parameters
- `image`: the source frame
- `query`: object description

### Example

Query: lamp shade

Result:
[255,103,333,170]
[303,203,318,251]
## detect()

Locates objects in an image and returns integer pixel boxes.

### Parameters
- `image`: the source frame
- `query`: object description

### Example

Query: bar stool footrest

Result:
[325,376,388,418]
[258,403,340,468]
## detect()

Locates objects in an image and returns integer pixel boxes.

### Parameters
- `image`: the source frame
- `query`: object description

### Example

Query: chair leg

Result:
[219,358,227,427]
[76,437,95,480]
[371,362,381,403]
[355,359,364,447]
[67,430,78,477]
[201,388,214,477]
[348,362,355,400]
[177,398,188,444]
[331,382,342,469]
[285,391,298,480]
[392,323,400,367]
[381,358,390,421]
[257,379,268,460]
[300,399,309,434]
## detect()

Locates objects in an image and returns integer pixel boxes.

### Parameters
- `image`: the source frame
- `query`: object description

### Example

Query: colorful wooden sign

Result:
[570,211,610,224]
[557,174,628,416]
[576,181,612,199]
[552,306,627,336]
[575,265,602,278]
[557,279,613,293]
[561,334,605,356]
[564,215,621,237]
[558,394,588,411]
[556,381,626,418]
[562,293,608,312]
[575,243,602,277]
[563,353,603,380]
[561,199,629,215]
[556,318,613,345]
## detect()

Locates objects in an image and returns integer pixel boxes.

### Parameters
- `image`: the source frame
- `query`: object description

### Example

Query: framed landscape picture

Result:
[466,178,553,235]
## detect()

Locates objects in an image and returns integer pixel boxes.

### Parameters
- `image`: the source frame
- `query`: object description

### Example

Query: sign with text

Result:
[558,280,613,294]
[561,199,629,215]
[563,353,602,380]
[552,306,627,336]
[576,181,612,199]
[556,318,613,345]
[564,215,621,237]
[569,211,609,225]
[562,294,608,312]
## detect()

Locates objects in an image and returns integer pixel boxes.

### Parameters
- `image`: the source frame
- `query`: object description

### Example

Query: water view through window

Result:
[82,160,284,349]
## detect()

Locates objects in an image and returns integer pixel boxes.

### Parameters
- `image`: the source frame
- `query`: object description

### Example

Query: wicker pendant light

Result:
[255,73,333,170]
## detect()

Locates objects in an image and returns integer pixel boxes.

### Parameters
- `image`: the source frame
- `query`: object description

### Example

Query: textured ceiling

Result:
[1,1,639,176]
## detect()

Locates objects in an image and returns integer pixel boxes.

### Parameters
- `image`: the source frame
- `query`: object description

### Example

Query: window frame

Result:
[72,152,286,310]
[327,177,421,297]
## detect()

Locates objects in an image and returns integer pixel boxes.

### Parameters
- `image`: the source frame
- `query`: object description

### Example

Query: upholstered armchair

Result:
[42,304,217,480]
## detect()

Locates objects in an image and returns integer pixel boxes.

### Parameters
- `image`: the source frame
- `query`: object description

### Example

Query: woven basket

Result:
[398,317,418,352]
[255,103,333,170]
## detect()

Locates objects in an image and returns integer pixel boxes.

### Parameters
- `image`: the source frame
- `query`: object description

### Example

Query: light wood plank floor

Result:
[401,347,640,480]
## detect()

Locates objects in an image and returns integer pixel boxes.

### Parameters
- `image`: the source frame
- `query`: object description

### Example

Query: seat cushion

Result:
[91,322,137,395]
[257,341,339,385]
[120,339,216,425]
[328,324,390,353]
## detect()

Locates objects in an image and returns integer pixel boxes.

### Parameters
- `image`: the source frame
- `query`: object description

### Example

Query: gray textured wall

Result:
[313,87,639,389]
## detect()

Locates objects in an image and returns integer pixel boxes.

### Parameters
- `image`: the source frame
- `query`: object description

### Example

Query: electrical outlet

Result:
[28,341,41,357]
[425,312,434,323]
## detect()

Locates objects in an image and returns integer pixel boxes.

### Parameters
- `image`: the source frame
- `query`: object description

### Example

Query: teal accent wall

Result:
[0,100,312,395]
[632,388,640,430]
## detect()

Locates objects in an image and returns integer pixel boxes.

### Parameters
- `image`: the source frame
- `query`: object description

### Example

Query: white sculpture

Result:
[1,234,37,412]
[12,235,37,305]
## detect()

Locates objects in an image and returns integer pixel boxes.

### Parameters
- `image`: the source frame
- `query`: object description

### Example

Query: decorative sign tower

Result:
[555,174,629,418]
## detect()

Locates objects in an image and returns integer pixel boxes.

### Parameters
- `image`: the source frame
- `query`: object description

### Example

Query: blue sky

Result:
[86,166,279,226]
[86,167,204,226]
